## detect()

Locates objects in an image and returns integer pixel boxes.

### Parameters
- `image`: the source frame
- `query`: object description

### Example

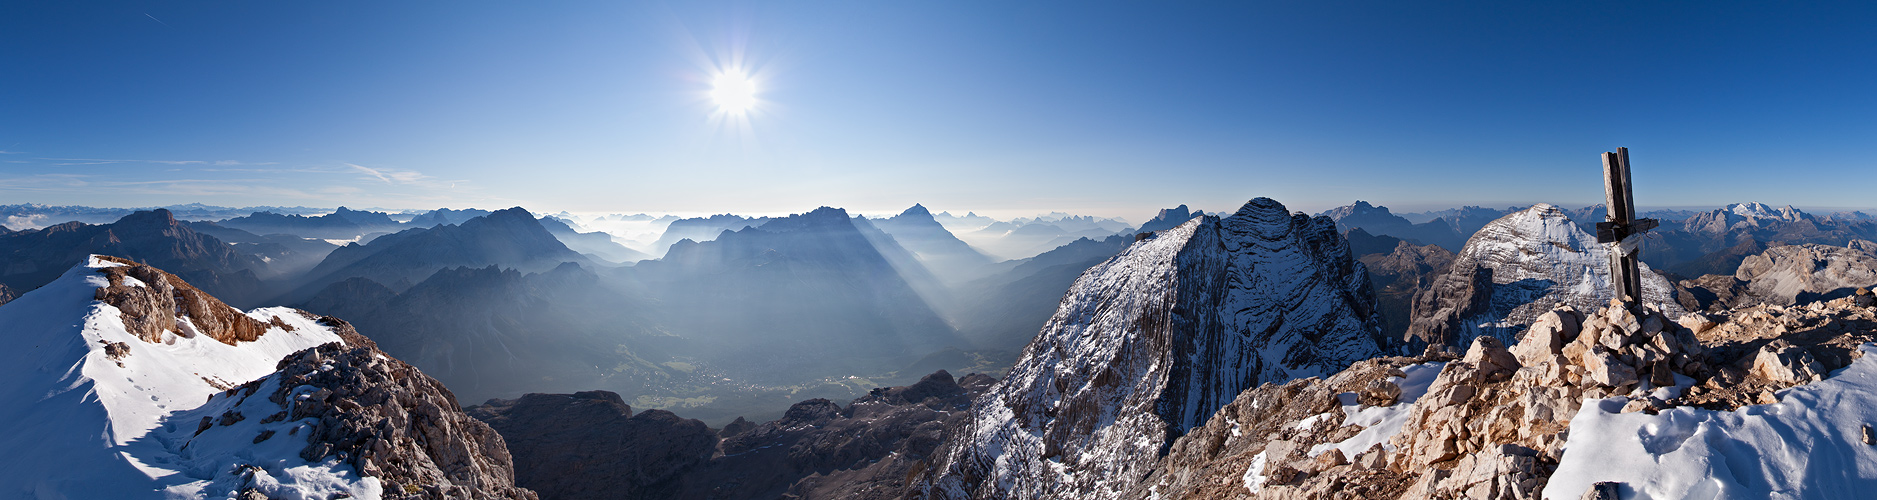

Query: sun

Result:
[710,70,758,115]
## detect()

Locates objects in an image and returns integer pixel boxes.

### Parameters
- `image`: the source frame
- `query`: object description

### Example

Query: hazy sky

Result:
[3,1,1873,220]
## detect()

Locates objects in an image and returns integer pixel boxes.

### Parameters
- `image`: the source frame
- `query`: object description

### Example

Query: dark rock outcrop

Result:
[468,370,995,500]
[1362,240,1457,342]
[215,342,539,499]
[467,391,716,500]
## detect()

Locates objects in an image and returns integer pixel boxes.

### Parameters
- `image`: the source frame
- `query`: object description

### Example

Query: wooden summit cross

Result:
[1596,147,1658,307]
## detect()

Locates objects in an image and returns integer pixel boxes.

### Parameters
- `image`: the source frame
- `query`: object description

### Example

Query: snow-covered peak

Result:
[0,256,368,498]
[1725,201,1806,221]
[1407,204,1683,347]
[923,197,1386,499]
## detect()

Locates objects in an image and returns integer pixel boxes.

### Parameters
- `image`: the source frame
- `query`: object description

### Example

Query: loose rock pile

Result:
[1130,293,1877,500]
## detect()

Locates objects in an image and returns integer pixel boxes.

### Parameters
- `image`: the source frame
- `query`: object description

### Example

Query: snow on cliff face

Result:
[1407,203,1684,348]
[924,197,1387,499]
[1545,343,1877,499]
[0,256,366,498]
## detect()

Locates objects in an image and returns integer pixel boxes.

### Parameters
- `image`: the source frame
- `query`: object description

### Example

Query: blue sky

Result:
[2,1,1873,220]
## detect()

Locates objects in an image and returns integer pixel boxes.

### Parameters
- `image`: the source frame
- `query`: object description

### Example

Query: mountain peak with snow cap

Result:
[1406,203,1683,348]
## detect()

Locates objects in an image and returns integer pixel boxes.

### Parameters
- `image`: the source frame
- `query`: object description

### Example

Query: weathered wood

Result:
[1598,147,1653,307]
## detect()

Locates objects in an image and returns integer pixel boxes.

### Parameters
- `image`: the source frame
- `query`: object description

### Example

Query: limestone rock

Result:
[92,256,278,345]
[1465,336,1523,382]
[1751,343,1827,385]
[1583,349,1639,388]
[1579,481,1621,500]
[1510,310,1575,367]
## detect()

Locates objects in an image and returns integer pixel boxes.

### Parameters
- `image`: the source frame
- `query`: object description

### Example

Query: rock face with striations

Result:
[1406,204,1684,349]
[920,197,1389,499]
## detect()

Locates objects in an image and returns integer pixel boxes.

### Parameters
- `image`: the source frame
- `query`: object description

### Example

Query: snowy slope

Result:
[1544,343,1877,499]
[1408,203,1683,347]
[0,256,369,498]
[924,197,1387,499]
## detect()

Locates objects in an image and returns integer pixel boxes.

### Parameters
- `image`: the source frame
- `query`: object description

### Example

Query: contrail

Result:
[144,13,171,28]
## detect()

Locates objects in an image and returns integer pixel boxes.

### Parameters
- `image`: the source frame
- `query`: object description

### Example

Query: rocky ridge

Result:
[198,339,538,499]
[1124,292,1877,500]
[919,197,1389,499]
[0,256,534,499]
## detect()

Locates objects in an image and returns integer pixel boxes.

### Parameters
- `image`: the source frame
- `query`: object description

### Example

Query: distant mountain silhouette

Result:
[1135,204,1204,234]
[954,235,1132,350]
[539,216,651,264]
[632,207,963,381]
[298,263,662,404]
[867,204,996,284]
[185,221,340,279]
[288,207,590,301]
[649,214,769,257]
[1319,201,1465,250]
[408,207,493,227]
[0,209,269,306]
[216,206,403,240]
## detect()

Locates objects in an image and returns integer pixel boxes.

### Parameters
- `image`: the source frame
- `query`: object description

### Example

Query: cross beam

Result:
[1596,147,1656,307]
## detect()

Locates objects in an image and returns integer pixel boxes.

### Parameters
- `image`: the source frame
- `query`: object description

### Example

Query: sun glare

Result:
[711,70,758,115]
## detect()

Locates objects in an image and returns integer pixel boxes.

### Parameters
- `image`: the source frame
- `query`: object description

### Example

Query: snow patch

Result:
[1544,343,1877,499]
[1242,450,1270,493]
[1309,361,1446,459]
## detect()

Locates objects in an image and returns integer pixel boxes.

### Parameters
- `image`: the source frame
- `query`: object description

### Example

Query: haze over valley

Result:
[7,1,1877,499]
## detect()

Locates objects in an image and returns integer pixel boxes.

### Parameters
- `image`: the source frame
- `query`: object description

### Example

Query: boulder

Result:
[1511,311,1574,367]
[1465,336,1522,381]
[1751,343,1827,385]
[1583,349,1639,388]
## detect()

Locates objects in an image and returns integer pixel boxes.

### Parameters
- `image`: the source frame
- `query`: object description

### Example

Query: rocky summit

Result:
[919,197,1390,499]
[0,256,534,499]
[1123,293,1877,500]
